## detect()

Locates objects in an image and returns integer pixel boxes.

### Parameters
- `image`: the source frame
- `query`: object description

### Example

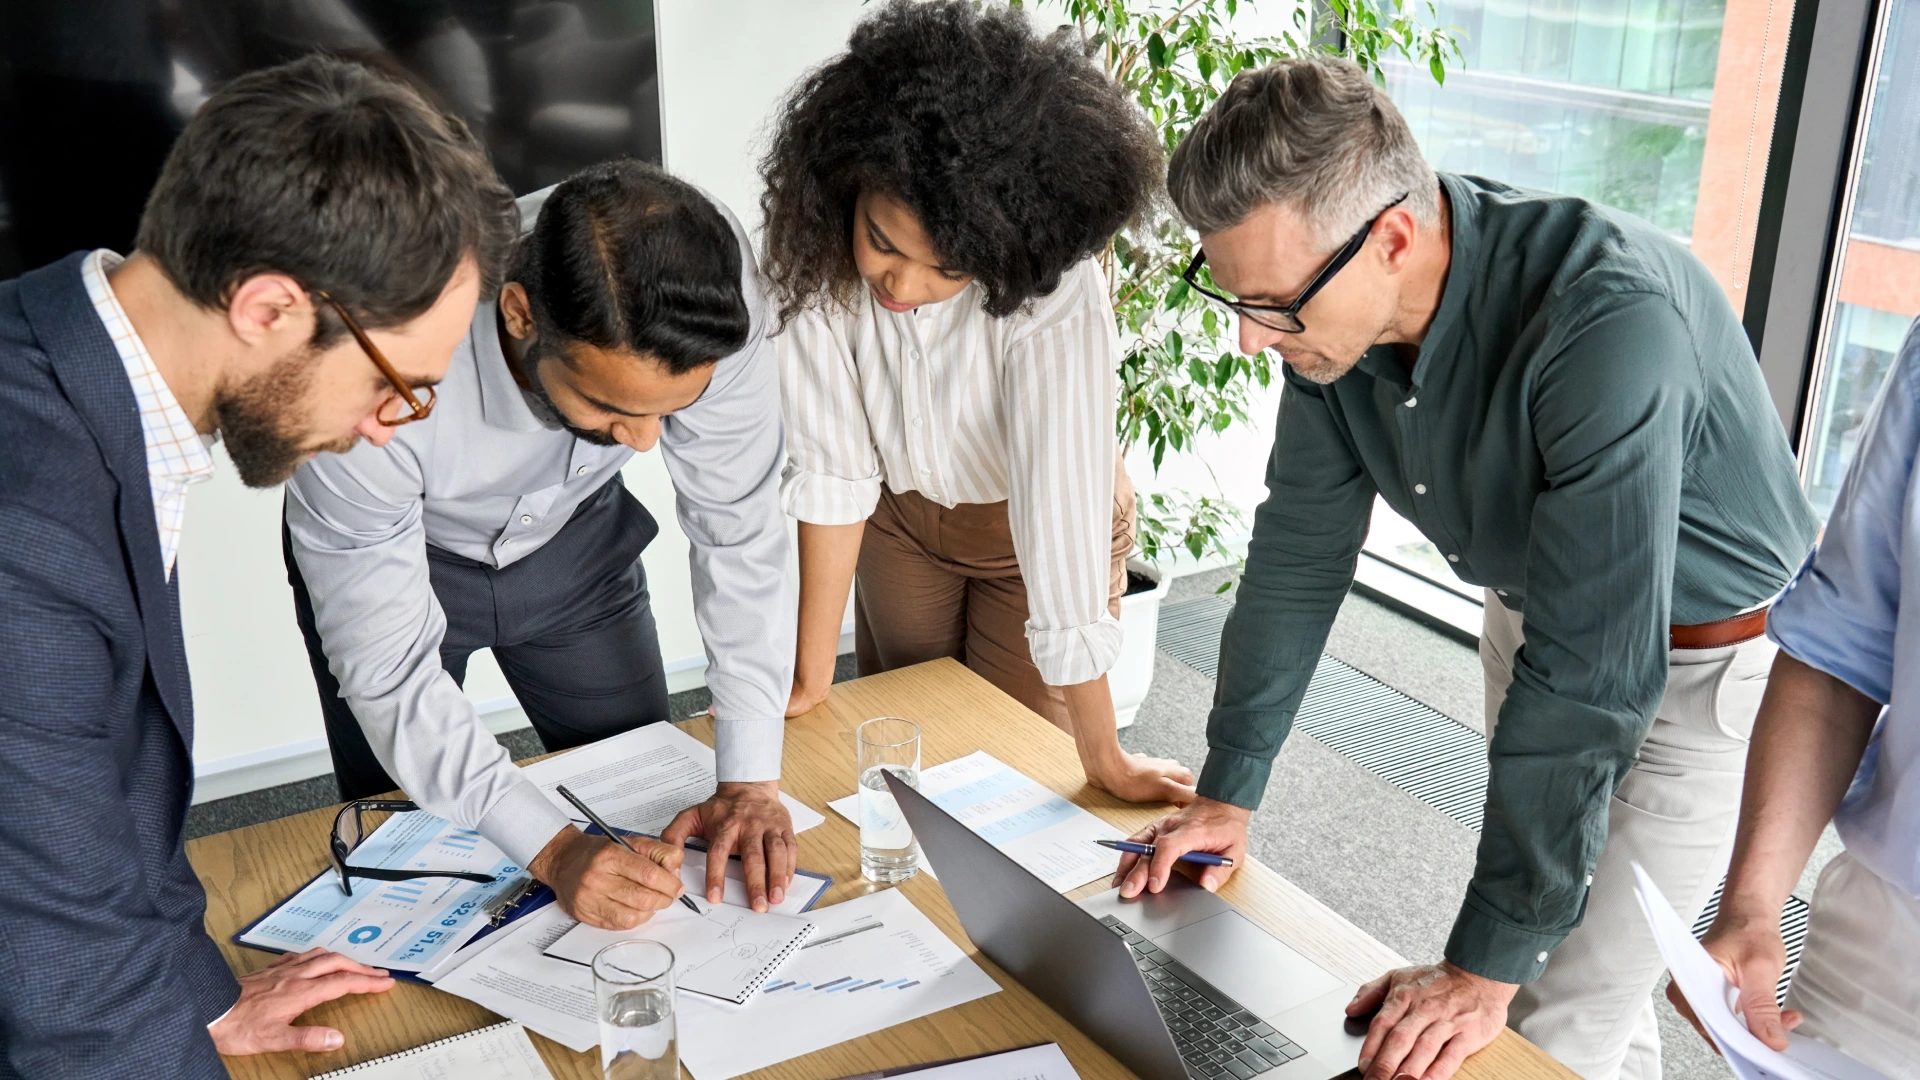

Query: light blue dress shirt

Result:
[1768,318,1920,897]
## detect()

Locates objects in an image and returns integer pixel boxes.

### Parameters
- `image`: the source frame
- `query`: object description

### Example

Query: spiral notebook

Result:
[545,903,817,1004]
[311,1021,554,1079]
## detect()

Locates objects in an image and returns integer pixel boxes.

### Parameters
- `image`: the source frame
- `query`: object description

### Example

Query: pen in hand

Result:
[1095,839,1235,868]
[556,785,703,914]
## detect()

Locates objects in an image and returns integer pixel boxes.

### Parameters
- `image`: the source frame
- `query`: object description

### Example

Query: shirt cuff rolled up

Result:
[478,777,574,869]
[1443,891,1569,984]
[780,466,881,526]
[1026,612,1124,686]
[714,716,784,783]
[1195,746,1276,810]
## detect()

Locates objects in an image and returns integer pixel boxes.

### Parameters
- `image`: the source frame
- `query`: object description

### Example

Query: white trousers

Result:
[1784,851,1920,1079]
[1480,593,1776,1080]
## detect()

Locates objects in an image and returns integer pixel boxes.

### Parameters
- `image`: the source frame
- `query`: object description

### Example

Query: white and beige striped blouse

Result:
[778,258,1124,688]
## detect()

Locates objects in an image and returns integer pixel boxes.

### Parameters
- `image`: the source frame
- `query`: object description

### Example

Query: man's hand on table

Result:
[1346,962,1516,1080]
[1112,796,1250,895]
[209,947,395,1055]
[662,780,797,911]
[1670,907,1800,1053]
[530,827,688,930]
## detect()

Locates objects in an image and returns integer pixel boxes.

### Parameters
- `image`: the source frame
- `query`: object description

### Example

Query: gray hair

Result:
[1167,56,1438,248]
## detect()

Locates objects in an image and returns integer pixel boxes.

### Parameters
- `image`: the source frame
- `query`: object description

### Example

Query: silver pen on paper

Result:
[801,920,885,949]
[555,784,703,914]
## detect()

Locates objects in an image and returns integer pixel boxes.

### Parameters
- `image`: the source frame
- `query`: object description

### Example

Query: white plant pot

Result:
[1112,558,1172,729]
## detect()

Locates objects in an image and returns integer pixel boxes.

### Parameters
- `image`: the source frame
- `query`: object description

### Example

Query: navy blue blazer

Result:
[0,254,238,1078]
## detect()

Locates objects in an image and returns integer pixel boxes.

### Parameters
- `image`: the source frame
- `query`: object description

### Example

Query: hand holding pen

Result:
[534,785,703,928]
[1096,839,1235,867]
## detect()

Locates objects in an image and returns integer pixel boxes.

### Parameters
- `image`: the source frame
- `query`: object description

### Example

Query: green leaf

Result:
[1214,353,1234,386]
[1147,32,1167,69]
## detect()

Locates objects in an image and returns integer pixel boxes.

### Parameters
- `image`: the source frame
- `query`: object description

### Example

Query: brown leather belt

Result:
[1670,607,1769,650]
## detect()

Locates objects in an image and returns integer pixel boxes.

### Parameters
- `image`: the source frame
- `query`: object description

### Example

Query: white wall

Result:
[182,0,1300,801]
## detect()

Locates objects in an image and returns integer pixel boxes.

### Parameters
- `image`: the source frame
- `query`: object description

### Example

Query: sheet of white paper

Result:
[544,899,814,1003]
[1632,864,1891,1080]
[907,1043,1082,1080]
[829,752,1123,892]
[239,811,531,972]
[675,888,1002,1080]
[311,1021,555,1080]
[518,721,825,834]
[430,905,600,1053]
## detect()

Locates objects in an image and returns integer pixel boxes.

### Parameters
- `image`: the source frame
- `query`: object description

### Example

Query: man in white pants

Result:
[1676,321,1920,1079]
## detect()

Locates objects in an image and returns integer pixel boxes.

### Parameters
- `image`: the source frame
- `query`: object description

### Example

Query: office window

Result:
[1799,0,1920,517]
[1360,0,1796,606]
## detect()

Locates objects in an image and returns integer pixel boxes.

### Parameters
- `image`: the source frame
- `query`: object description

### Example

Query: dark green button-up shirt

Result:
[1200,173,1819,983]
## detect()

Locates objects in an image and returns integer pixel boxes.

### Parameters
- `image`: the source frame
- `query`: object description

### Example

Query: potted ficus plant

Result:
[1002,0,1460,724]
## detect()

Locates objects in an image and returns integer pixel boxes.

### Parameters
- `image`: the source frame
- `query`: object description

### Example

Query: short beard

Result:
[214,347,354,488]
[517,340,619,447]
[1284,352,1358,385]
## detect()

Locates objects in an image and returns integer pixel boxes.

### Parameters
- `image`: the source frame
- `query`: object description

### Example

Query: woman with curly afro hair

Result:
[765,0,1193,806]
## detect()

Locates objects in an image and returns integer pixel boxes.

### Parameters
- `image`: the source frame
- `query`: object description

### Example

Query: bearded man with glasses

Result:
[0,56,516,1077]
[1112,57,1820,1080]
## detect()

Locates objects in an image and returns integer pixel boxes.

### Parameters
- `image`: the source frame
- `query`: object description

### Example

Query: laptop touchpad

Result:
[1154,912,1348,1019]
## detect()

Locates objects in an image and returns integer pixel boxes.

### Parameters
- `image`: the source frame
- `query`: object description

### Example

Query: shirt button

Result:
[910,350,922,361]
[913,416,923,428]
[1497,589,1509,597]
[1414,483,1427,495]
[520,514,533,525]
[576,465,589,476]
[1536,951,1549,964]
[1585,874,1594,886]
[1447,553,1460,563]
[1405,397,1418,408]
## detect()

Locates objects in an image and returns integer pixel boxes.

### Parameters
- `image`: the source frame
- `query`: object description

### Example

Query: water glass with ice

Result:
[593,940,676,1080]
[856,716,921,883]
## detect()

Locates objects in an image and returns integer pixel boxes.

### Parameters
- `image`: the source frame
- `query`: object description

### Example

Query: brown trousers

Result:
[854,458,1136,727]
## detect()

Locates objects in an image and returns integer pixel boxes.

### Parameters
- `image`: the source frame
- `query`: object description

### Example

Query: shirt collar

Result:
[1404,173,1482,390]
[470,300,550,434]
[79,249,216,483]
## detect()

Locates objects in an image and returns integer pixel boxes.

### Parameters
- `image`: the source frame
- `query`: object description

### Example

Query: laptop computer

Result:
[884,770,1367,1080]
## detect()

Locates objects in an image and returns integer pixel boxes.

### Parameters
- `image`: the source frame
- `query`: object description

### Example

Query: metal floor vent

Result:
[1156,592,1812,1000]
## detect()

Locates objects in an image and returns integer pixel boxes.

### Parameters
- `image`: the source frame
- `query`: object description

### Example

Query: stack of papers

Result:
[839,1044,1082,1080]
[830,751,1125,892]
[429,887,1000,1075]
[521,722,826,834]
[311,1021,554,1079]
[1633,864,1891,1080]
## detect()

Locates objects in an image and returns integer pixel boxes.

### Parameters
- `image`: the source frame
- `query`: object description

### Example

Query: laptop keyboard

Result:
[1099,915,1308,1080]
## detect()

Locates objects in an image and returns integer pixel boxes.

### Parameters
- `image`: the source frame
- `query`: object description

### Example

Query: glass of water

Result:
[593,940,676,1080]
[857,716,922,883]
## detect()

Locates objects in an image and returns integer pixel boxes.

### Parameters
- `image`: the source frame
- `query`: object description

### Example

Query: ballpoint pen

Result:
[1094,839,1235,867]
[556,784,703,914]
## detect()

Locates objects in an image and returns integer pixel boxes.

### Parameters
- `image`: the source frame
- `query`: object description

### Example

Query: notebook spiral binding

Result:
[728,922,819,1004]
[312,1021,519,1076]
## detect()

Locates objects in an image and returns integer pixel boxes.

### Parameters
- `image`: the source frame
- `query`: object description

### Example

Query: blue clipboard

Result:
[230,868,555,986]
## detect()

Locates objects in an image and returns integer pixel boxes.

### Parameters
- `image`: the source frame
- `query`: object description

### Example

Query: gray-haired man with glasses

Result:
[1112,57,1819,1080]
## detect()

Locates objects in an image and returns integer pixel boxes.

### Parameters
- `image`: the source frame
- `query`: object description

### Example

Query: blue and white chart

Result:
[676,888,1001,1080]
[830,751,1126,892]
[238,810,529,972]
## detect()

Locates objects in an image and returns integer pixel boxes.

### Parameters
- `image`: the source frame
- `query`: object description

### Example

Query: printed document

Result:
[544,900,815,1003]
[830,751,1124,891]
[854,1043,1083,1080]
[238,810,530,972]
[310,1021,554,1080]
[1633,864,1890,1080]
[429,905,600,1053]
[520,722,826,834]
[676,888,1001,1080]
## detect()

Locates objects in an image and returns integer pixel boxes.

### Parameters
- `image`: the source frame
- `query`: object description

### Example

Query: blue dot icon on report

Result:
[346,925,382,945]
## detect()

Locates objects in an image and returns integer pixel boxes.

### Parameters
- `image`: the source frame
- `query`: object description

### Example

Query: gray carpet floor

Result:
[188,575,1845,1079]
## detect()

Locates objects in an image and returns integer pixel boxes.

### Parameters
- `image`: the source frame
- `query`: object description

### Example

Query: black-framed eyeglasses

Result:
[329,799,498,897]
[1182,192,1411,335]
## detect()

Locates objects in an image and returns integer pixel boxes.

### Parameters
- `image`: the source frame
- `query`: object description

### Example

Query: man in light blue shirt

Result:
[1677,321,1920,1077]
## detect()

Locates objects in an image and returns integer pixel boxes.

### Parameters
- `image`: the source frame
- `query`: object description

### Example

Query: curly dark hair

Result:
[758,0,1162,326]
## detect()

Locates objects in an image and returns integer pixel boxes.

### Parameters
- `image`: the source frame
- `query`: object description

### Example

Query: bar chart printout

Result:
[676,888,1001,1080]
[238,810,528,972]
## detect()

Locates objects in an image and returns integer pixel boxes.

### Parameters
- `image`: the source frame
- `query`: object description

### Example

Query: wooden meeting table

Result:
[189,658,1575,1080]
